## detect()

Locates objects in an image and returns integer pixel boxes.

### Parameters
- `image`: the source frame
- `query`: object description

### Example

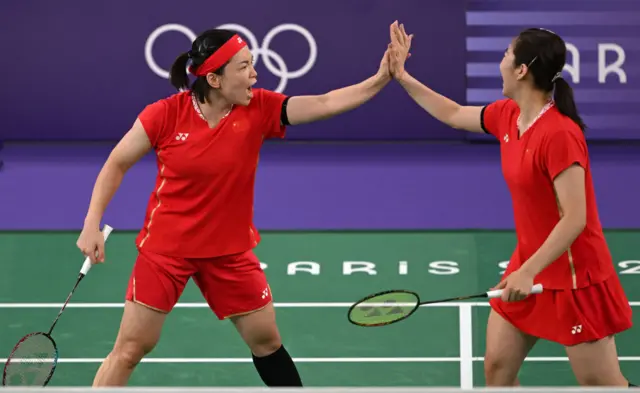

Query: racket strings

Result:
[4,334,57,386]
[348,292,419,326]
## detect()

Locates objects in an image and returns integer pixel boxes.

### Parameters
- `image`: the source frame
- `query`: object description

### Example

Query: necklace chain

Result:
[517,101,553,133]
[191,93,232,122]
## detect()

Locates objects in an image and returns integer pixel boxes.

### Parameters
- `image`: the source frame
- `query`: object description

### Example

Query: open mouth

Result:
[246,80,256,99]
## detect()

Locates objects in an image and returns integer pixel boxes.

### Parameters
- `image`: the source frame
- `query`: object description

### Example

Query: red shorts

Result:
[125,248,272,319]
[489,273,633,346]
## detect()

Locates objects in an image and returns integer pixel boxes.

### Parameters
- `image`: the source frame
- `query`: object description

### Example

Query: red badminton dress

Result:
[481,98,632,345]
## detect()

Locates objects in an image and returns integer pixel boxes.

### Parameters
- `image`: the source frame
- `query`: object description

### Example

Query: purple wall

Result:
[0,0,465,142]
[1,1,639,142]
[1,142,638,231]
[465,0,640,141]
[1,1,639,231]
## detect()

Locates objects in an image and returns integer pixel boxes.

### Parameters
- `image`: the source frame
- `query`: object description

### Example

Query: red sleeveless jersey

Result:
[134,89,287,258]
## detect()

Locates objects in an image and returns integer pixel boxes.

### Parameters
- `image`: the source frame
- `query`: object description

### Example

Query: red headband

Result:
[189,34,248,76]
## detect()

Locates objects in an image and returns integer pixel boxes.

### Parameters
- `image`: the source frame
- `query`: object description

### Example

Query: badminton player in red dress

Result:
[76,29,397,387]
[386,22,635,387]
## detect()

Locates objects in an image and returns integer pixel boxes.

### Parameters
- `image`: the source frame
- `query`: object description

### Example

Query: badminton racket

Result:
[348,283,543,327]
[2,224,114,386]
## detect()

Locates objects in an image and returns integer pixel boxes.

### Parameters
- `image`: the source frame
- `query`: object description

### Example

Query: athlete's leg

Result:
[484,308,538,386]
[230,302,282,356]
[194,250,303,386]
[565,335,628,386]
[563,276,634,386]
[92,301,166,386]
[230,303,302,386]
[93,249,194,386]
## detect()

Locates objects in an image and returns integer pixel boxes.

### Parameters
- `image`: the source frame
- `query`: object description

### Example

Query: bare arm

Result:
[396,71,485,133]
[520,165,587,276]
[388,21,484,133]
[285,72,391,125]
[84,119,153,230]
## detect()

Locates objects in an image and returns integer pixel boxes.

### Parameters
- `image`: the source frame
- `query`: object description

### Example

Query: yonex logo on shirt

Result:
[175,133,189,141]
[571,324,582,334]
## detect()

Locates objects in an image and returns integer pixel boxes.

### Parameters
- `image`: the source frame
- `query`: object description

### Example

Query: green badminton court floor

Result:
[1,230,639,388]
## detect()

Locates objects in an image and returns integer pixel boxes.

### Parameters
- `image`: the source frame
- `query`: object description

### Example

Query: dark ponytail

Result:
[169,52,191,92]
[553,78,587,133]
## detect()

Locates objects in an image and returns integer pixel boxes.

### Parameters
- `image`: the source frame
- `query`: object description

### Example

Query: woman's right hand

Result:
[389,21,413,80]
[76,224,105,263]
[73,118,154,264]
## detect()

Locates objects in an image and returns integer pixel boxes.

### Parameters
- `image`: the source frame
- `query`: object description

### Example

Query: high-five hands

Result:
[388,20,414,80]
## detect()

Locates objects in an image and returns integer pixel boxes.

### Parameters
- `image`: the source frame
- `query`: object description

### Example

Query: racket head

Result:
[2,332,59,387]
[347,289,420,327]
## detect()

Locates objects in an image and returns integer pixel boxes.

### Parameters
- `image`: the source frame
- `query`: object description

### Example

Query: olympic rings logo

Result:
[144,23,318,93]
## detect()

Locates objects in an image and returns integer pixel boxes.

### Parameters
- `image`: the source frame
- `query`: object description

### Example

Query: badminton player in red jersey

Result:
[75,29,399,387]
[386,22,635,387]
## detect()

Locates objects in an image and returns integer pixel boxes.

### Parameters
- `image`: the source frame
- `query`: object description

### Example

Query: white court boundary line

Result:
[0,302,487,308]
[1,301,639,308]
[3,356,640,363]
[458,305,473,389]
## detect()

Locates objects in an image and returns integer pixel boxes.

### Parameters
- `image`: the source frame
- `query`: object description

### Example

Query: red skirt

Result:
[489,273,633,346]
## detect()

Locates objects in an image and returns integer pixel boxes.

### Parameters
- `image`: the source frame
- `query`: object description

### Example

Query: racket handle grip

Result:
[486,283,543,299]
[80,224,114,276]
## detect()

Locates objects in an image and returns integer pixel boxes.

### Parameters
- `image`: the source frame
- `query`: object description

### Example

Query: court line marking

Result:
[0,302,486,308]
[2,357,459,363]
[3,357,640,363]
[1,301,639,308]
[458,305,473,390]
